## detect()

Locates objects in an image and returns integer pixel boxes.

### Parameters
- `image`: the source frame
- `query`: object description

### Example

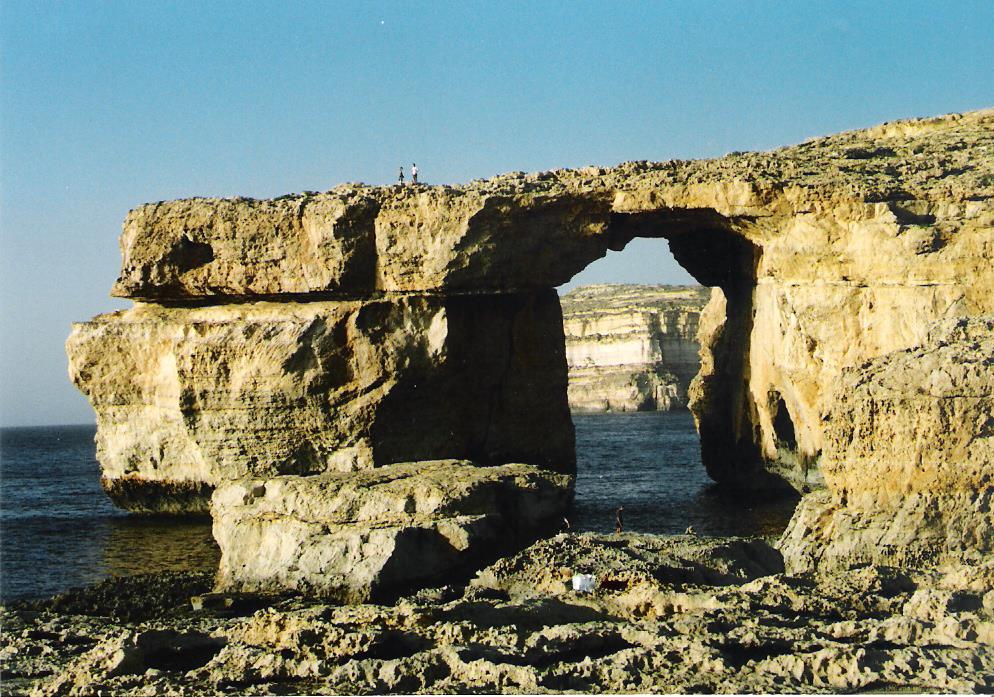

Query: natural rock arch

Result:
[68,108,994,594]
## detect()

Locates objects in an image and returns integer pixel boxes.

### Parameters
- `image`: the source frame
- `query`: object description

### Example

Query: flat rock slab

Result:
[212,461,573,602]
[113,189,613,298]
[111,110,994,300]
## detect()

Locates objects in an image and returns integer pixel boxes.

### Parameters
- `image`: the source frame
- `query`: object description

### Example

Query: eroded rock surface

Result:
[561,284,707,412]
[780,314,994,573]
[212,461,573,602]
[5,534,993,696]
[68,293,572,513]
[66,108,994,593]
[73,108,994,500]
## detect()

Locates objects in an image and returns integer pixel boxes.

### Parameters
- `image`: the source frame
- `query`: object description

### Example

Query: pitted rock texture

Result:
[113,190,613,298]
[68,293,572,513]
[779,314,994,573]
[561,284,707,412]
[95,108,994,495]
[6,534,994,696]
[212,461,573,602]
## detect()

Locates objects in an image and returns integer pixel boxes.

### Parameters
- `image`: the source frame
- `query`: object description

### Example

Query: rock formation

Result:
[561,284,707,412]
[68,294,573,514]
[68,107,994,588]
[779,314,994,573]
[6,534,994,695]
[212,461,572,601]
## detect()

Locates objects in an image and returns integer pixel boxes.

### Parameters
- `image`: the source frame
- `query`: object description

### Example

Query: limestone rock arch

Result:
[68,108,994,591]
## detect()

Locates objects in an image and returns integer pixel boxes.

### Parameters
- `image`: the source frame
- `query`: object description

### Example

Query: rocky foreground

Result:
[3,533,993,695]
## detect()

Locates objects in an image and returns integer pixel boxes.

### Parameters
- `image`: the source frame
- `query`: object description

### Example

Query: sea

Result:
[0,412,797,602]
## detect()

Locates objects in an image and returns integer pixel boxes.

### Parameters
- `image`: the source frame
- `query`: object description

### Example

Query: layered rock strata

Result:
[779,314,994,573]
[561,284,707,412]
[68,293,573,513]
[79,108,994,497]
[68,108,994,585]
[212,461,573,602]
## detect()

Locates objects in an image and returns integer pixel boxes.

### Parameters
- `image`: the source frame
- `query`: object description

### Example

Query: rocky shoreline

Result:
[20,108,994,694]
[4,532,993,695]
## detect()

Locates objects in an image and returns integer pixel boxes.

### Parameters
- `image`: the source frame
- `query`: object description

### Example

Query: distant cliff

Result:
[560,284,709,412]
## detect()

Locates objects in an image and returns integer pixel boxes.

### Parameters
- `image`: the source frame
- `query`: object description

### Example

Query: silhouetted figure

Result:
[614,506,624,534]
[411,162,419,184]
[398,166,405,184]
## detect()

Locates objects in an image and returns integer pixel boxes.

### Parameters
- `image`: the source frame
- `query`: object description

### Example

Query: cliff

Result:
[85,108,994,497]
[68,107,994,593]
[779,314,994,572]
[560,284,708,412]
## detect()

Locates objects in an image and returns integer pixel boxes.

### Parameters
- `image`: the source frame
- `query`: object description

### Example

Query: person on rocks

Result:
[411,162,419,184]
[615,506,624,534]
[398,166,405,185]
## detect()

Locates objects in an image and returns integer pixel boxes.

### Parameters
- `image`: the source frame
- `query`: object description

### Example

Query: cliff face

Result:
[68,107,994,589]
[86,109,994,497]
[560,285,708,412]
[779,314,994,572]
[67,294,573,513]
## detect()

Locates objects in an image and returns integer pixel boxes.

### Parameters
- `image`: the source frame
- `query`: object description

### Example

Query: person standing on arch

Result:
[398,166,405,185]
[411,162,419,184]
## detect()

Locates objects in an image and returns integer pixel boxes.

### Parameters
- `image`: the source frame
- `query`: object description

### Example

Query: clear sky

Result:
[1,1,992,427]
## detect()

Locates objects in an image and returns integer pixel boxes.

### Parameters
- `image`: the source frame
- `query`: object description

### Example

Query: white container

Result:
[571,573,597,593]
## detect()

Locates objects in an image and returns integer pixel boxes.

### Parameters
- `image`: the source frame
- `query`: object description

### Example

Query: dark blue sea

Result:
[0,413,796,601]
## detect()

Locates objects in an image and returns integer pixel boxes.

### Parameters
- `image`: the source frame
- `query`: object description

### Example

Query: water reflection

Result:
[1,515,218,601]
[100,516,219,578]
[1,425,219,601]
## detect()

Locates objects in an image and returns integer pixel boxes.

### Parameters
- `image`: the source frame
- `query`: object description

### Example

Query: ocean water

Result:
[0,425,219,602]
[569,412,798,536]
[0,413,797,601]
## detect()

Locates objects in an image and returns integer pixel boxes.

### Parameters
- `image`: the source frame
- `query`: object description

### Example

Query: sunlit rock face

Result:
[99,109,994,497]
[779,315,994,572]
[212,461,573,601]
[68,108,994,587]
[560,285,708,412]
[68,293,573,513]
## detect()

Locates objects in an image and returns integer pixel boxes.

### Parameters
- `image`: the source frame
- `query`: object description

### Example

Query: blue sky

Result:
[1,1,992,426]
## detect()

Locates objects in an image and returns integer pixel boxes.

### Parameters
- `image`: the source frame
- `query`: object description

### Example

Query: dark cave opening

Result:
[771,395,798,451]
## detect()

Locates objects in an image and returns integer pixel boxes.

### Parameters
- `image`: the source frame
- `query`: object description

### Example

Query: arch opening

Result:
[557,220,798,538]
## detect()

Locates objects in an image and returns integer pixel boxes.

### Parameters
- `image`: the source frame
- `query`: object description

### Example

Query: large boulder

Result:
[779,315,994,572]
[211,461,573,602]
